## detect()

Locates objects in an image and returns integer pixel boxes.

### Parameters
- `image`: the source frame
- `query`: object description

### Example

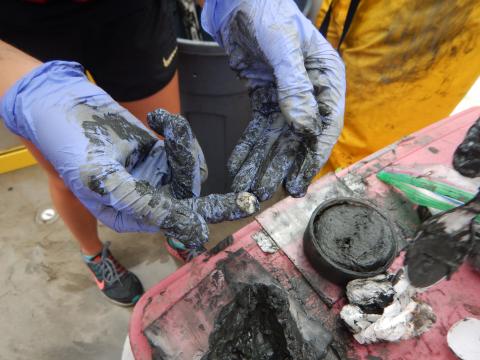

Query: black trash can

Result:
[177,0,312,194]
[177,39,249,195]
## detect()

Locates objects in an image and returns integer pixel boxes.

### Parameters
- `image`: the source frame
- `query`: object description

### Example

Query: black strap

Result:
[319,3,333,38]
[337,0,360,50]
[318,0,361,52]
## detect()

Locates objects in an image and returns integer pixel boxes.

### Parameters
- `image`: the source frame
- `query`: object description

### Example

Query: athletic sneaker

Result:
[165,237,206,262]
[84,242,144,306]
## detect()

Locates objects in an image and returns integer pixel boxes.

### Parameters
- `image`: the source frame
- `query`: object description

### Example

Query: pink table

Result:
[130,107,480,360]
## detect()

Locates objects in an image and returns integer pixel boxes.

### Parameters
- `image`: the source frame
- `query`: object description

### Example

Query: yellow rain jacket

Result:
[315,0,480,174]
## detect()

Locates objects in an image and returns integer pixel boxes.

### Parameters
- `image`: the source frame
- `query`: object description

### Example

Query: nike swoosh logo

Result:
[94,277,105,290]
[163,46,178,68]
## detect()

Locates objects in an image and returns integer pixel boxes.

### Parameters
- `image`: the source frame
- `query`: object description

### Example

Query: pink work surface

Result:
[130,107,480,360]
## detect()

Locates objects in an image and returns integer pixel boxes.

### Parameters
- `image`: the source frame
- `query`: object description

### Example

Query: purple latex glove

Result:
[1,61,259,250]
[202,0,346,200]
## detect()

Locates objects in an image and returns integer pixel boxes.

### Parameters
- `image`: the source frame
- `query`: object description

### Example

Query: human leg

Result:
[120,71,181,122]
[21,138,103,256]
[21,138,144,305]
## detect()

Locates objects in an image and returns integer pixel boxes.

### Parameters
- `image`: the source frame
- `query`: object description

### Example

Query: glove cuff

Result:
[0,60,86,139]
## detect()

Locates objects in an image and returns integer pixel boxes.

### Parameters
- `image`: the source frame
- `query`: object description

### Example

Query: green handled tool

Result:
[377,170,480,221]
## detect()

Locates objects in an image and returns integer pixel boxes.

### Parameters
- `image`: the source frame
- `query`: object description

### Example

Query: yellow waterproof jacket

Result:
[315,0,480,174]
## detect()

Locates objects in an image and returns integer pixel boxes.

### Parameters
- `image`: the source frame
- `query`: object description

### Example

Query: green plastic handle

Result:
[377,171,480,222]
[377,171,475,203]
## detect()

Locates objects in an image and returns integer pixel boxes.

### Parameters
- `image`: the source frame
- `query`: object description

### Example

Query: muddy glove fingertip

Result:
[147,108,183,136]
[285,153,319,198]
[285,181,309,198]
[236,192,259,215]
[190,192,259,224]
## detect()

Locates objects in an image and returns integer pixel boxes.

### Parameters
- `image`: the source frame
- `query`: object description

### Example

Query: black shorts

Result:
[0,0,178,101]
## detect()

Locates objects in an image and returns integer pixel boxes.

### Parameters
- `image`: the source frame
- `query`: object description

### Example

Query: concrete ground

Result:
[0,164,283,360]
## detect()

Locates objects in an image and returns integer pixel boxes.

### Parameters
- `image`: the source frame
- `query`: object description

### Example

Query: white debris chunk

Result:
[340,304,380,333]
[447,318,480,360]
[341,269,436,344]
[236,192,259,215]
[251,230,279,254]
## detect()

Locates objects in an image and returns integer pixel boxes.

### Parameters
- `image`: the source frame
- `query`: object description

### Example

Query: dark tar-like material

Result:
[313,199,396,272]
[202,283,331,360]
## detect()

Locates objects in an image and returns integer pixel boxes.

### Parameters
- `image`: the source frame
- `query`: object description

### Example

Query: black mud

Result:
[453,116,480,178]
[223,12,325,201]
[468,225,480,271]
[207,236,234,256]
[314,201,395,272]
[80,109,156,195]
[406,192,480,287]
[147,109,198,199]
[202,283,328,360]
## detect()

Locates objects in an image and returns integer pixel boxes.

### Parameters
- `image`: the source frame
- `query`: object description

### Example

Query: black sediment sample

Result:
[468,225,480,271]
[406,192,480,288]
[453,116,480,178]
[202,283,330,360]
[314,200,395,272]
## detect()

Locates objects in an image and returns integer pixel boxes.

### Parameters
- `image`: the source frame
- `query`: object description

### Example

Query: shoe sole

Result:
[100,292,142,307]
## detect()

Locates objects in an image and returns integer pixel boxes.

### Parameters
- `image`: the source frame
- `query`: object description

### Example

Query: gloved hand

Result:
[202,0,346,200]
[453,117,480,178]
[0,61,259,251]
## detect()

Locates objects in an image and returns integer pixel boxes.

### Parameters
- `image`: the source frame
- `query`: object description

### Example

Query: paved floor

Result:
[0,165,283,360]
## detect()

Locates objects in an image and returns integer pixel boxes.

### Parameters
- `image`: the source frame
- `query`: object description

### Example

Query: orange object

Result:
[315,0,480,178]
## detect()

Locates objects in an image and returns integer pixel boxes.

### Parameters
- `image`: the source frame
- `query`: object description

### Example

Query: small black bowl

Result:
[304,197,398,285]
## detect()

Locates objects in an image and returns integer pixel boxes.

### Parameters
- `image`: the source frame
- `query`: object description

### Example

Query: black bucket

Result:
[176,0,312,194]
[304,198,398,285]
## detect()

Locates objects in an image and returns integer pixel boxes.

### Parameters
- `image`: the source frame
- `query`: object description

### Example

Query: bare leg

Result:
[120,72,181,122]
[21,139,103,256]
[0,41,102,255]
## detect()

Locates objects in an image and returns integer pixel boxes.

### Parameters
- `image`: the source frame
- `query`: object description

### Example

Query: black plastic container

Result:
[304,198,398,285]
[177,0,312,194]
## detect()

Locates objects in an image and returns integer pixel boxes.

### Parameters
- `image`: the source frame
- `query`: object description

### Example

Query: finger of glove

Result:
[285,112,341,197]
[303,44,345,156]
[147,109,201,199]
[285,146,321,198]
[453,118,480,178]
[285,64,345,197]
[80,157,174,226]
[185,192,259,224]
[228,112,270,178]
[231,112,285,193]
[305,58,346,131]
[76,127,167,233]
[304,21,346,124]
[228,86,280,176]
[252,128,300,201]
[251,5,320,140]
